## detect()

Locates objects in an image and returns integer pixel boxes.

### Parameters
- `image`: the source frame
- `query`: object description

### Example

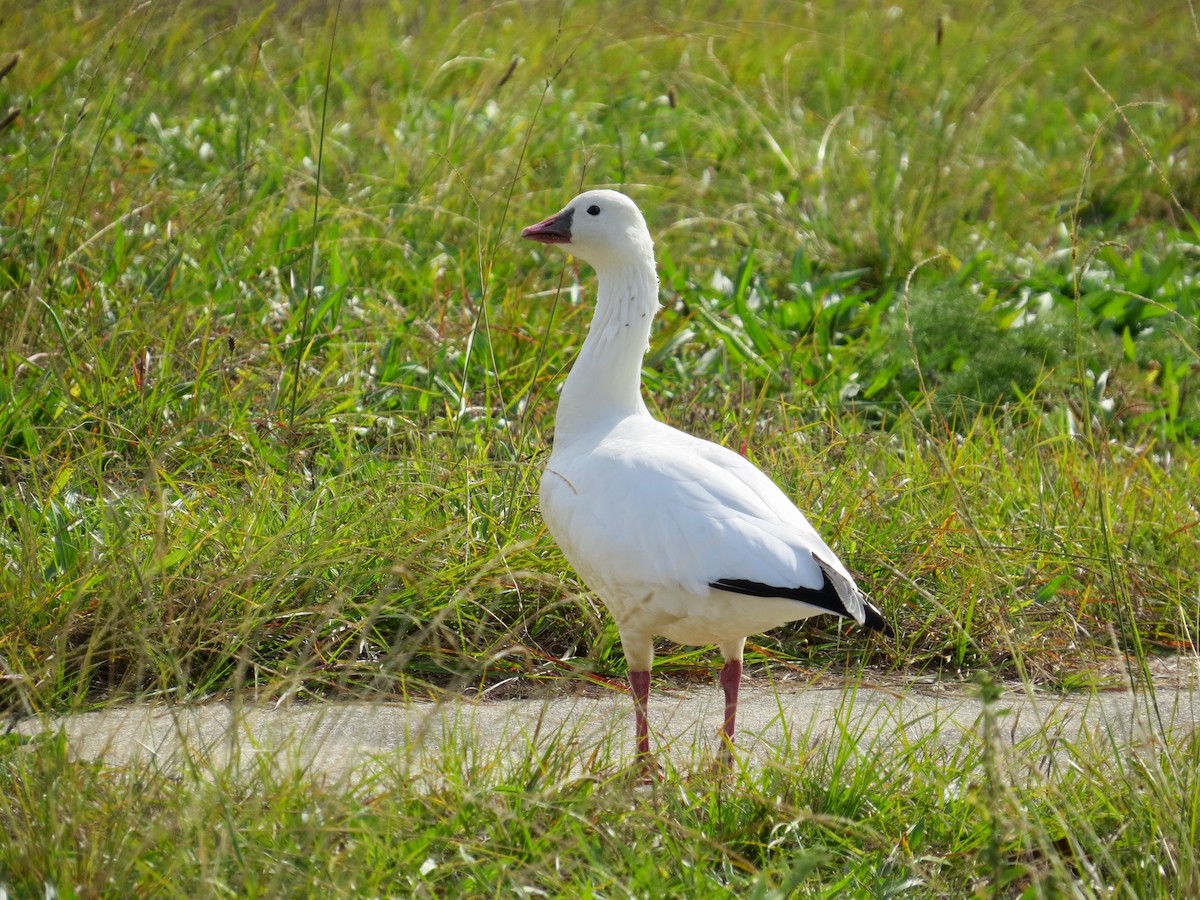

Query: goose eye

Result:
[587,205,601,216]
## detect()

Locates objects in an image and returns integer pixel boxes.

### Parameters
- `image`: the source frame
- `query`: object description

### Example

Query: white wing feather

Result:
[541,419,864,621]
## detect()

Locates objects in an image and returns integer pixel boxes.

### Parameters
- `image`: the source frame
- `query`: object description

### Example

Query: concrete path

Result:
[14,660,1200,778]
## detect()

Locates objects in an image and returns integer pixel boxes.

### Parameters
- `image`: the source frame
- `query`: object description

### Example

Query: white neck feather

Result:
[553,255,660,445]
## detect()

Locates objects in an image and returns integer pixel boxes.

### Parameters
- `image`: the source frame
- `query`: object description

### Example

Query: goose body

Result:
[522,190,888,764]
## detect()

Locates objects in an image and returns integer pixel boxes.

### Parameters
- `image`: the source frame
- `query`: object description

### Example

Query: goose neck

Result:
[554,262,659,441]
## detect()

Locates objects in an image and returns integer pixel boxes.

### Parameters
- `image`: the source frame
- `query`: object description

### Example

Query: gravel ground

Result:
[14,659,1199,778]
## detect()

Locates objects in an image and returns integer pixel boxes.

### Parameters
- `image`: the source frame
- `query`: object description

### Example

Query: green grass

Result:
[1,0,1198,894]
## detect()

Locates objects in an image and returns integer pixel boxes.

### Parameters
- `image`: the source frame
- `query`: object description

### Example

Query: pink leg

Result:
[629,669,652,760]
[719,658,742,751]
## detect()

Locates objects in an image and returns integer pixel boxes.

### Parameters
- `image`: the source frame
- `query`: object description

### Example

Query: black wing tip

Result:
[710,577,895,639]
[860,601,895,639]
[709,575,849,619]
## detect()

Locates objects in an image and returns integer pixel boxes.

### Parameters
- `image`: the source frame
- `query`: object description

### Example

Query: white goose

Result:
[522,189,889,766]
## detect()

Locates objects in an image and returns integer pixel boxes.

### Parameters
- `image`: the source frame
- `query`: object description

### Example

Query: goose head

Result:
[522,189,654,272]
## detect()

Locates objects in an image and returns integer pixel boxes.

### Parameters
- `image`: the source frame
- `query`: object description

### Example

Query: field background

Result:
[1,0,1198,896]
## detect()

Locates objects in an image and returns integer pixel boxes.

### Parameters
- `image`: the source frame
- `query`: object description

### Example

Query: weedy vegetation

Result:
[1,0,1198,895]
